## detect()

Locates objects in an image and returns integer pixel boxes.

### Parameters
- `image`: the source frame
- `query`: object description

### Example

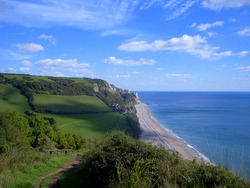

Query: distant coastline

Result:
[135,102,210,163]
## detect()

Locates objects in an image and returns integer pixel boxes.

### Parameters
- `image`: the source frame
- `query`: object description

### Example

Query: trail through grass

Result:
[1,152,71,188]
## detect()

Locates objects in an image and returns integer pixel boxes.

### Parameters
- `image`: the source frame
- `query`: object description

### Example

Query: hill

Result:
[0,73,249,187]
[0,73,141,138]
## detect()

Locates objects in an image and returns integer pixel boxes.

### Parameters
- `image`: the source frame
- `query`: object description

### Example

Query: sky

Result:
[0,0,250,91]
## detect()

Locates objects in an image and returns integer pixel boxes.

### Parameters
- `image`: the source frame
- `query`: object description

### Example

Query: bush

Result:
[59,131,250,188]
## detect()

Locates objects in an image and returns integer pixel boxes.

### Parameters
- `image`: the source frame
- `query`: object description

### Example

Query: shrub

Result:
[59,131,250,188]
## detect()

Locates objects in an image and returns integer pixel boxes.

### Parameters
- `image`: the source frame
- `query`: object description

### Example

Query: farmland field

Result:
[33,94,112,113]
[43,113,128,138]
[0,84,31,113]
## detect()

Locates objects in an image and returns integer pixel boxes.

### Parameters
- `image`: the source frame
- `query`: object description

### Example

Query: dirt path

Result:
[34,153,82,188]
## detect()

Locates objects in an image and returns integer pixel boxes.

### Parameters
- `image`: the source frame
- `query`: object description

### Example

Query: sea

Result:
[137,91,250,179]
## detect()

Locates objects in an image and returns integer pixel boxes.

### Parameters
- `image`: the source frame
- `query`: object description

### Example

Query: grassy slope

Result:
[34,94,112,113]
[43,113,128,138]
[0,84,31,113]
[1,153,72,188]
[0,79,127,138]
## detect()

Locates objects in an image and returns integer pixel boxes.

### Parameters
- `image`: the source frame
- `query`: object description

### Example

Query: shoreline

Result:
[135,102,210,163]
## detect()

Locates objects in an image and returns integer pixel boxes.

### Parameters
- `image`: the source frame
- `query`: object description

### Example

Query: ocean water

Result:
[137,91,250,179]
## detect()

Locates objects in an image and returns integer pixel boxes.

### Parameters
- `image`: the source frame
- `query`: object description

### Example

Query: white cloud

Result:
[119,34,248,60]
[130,71,140,74]
[202,0,250,10]
[35,58,89,68]
[235,66,250,71]
[238,51,248,56]
[15,43,44,52]
[39,34,57,45]
[236,28,250,36]
[0,0,139,29]
[0,48,32,60]
[119,35,206,51]
[20,60,33,66]
[19,58,92,76]
[1,67,31,74]
[104,56,156,66]
[20,67,31,72]
[113,75,132,78]
[228,18,237,22]
[140,0,198,20]
[191,21,224,31]
[207,32,217,37]
[100,29,127,36]
[166,0,199,20]
[156,67,165,71]
[164,0,182,9]
[166,74,192,78]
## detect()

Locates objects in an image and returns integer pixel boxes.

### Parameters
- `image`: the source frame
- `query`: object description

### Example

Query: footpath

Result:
[34,153,82,188]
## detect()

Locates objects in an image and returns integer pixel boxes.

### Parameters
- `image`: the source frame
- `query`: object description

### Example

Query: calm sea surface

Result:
[137,91,250,178]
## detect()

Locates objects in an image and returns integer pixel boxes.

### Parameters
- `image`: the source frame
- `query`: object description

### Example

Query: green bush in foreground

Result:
[0,111,86,154]
[59,131,249,188]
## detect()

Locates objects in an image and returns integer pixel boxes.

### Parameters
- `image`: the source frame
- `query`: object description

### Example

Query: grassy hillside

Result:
[33,94,112,113]
[0,84,31,113]
[43,113,128,138]
[0,73,140,138]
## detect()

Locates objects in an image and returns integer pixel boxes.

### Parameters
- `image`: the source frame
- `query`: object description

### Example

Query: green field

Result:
[34,94,112,113]
[0,78,129,139]
[43,113,128,138]
[0,84,31,113]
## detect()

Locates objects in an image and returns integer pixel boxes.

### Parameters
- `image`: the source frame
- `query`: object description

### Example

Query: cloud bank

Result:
[119,35,248,59]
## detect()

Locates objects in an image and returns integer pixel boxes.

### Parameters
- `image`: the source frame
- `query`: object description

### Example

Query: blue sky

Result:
[0,0,250,91]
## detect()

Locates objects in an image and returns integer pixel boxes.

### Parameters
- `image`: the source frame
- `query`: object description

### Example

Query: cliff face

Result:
[90,78,141,138]
[91,78,139,112]
[133,92,140,103]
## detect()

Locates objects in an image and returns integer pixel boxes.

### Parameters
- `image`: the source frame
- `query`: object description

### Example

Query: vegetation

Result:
[0,73,141,138]
[59,131,250,188]
[33,94,112,113]
[0,84,31,113]
[0,110,87,187]
[0,151,71,188]
[0,111,86,154]
[54,113,128,138]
